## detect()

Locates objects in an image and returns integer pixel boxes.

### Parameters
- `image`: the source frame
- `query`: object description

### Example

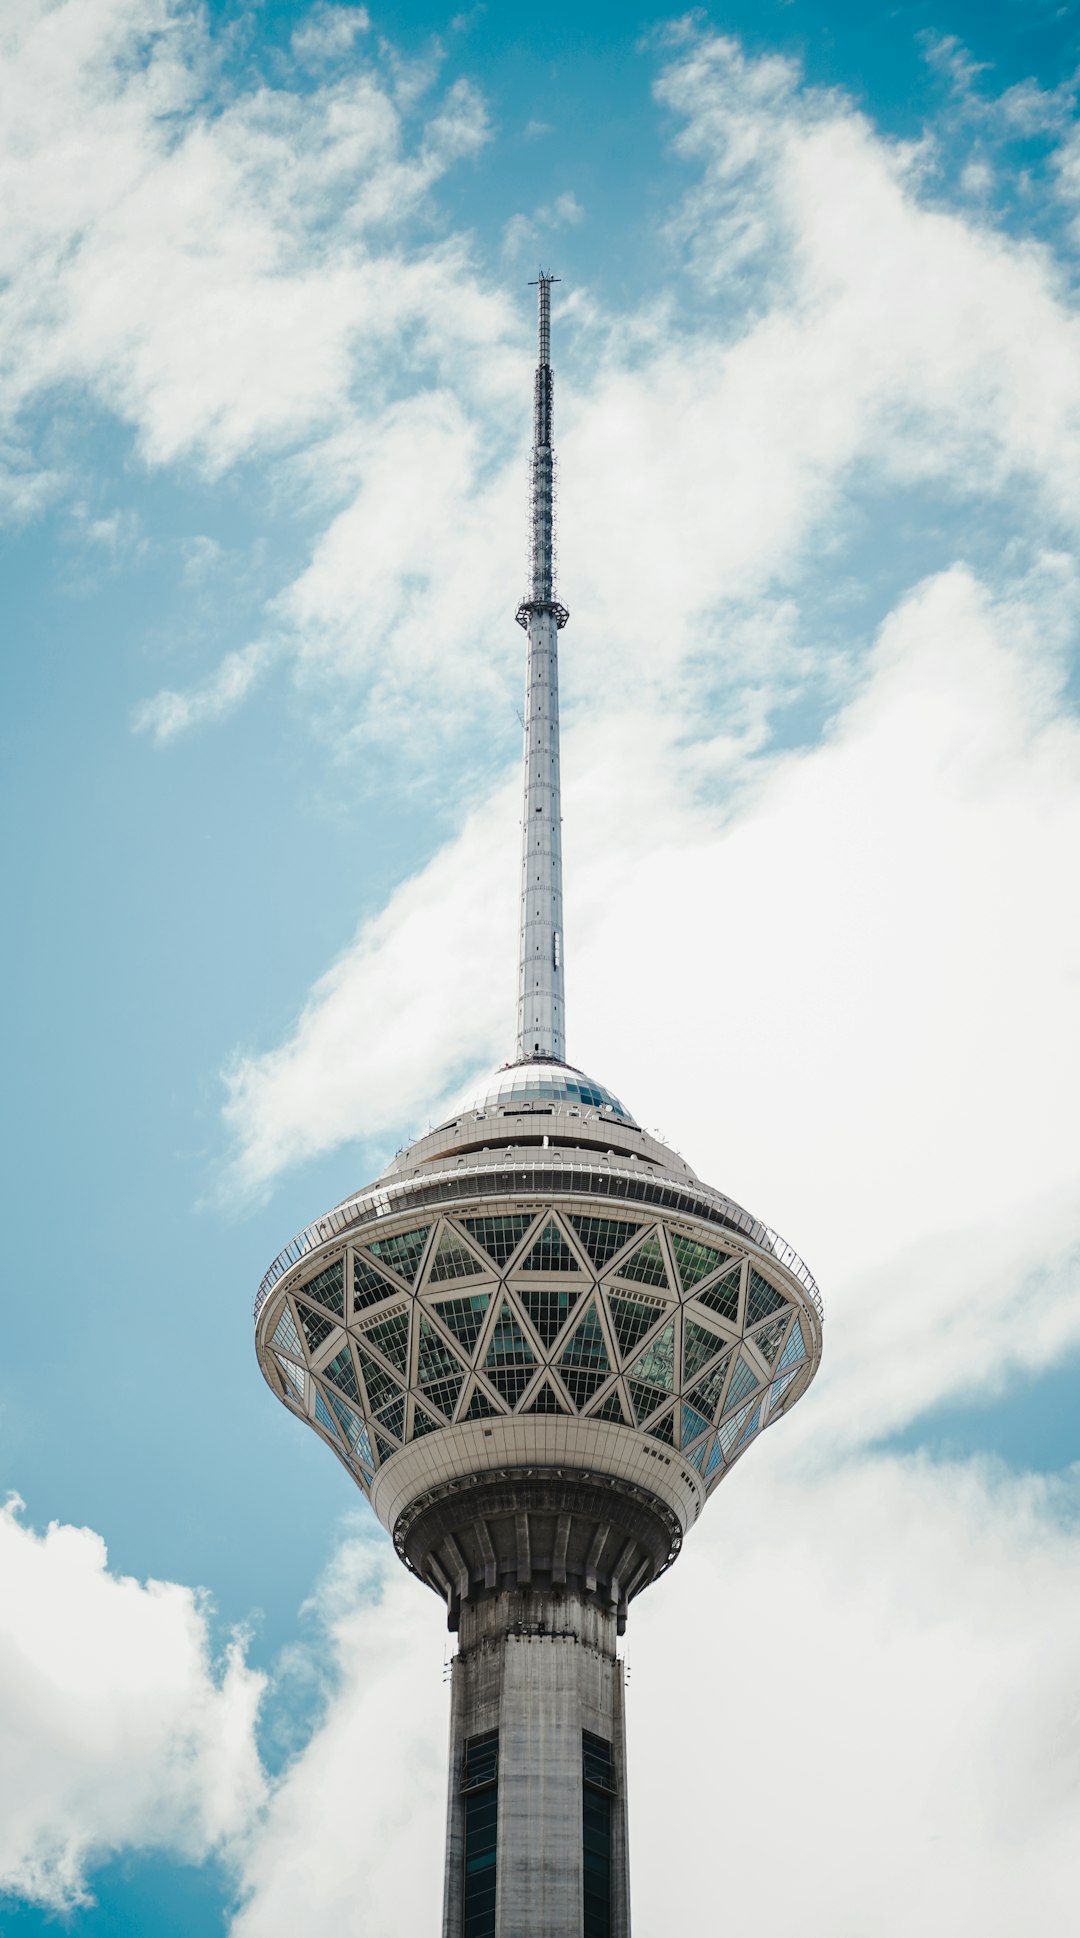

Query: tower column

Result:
[443,1589,630,1938]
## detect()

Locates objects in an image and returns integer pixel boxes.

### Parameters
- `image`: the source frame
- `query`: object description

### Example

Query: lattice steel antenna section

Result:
[516,273,569,1064]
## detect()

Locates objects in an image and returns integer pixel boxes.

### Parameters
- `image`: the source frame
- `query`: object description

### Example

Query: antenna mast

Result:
[515,273,569,1063]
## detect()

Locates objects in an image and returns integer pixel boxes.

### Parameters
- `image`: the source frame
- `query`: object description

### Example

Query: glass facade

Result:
[582,1733,613,1938]
[463,1215,535,1268]
[615,1234,668,1288]
[353,1252,397,1313]
[430,1229,485,1282]
[295,1298,336,1355]
[607,1294,664,1360]
[462,1731,499,1938]
[558,1303,610,1408]
[669,1231,729,1292]
[364,1308,410,1375]
[518,1284,581,1347]
[432,1292,491,1354]
[369,1226,430,1284]
[460,1063,634,1121]
[696,1265,741,1323]
[271,1307,303,1359]
[301,1258,345,1316]
[568,1215,641,1270]
[746,1267,786,1327]
[522,1218,581,1273]
[682,1317,726,1382]
[484,1303,536,1406]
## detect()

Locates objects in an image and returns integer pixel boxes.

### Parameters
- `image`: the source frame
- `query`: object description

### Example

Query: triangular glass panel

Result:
[614,1233,668,1289]
[737,1402,762,1448]
[669,1232,731,1293]
[353,1426,375,1480]
[607,1295,665,1362]
[410,1401,441,1440]
[484,1302,536,1407]
[274,1353,306,1401]
[428,1227,484,1283]
[686,1437,709,1474]
[746,1268,787,1328]
[751,1313,791,1366]
[314,1390,341,1440]
[327,1391,364,1452]
[626,1320,675,1395]
[722,1355,759,1415]
[646,1408,676,1446]
[558,1304,611,1410]
[590,1388,628,1425]
[627,1379,666,1425]
[417,1314,467,1392]
[766,1368,799,1418]
[517,1284,581,1348]
[461,1384,500,1421]
[686,1353,732,1422]
[568,1215,642,1271]
[364,1308,410,1376]
[524,1381,566,1415]
[374,1395,406,1441]
[357,1346,404,1416]
[369,1226,430,1285]
[272,1308,304,1359]
[696,1266,741,1324]
[683,1318,727,1384]
[680,1403,713,1447]
[704,1436,723,1481]
[353,1252,398,1314]
[430,1292,490,1357]
[296,1299,336,1356]
[521,1219,580,1273]
[718,1399,755,1456]
[324,1344,361,1404]
[300,1259,345,1317]
[375,1430,398,1465]
[463,1214,535,1269]
[420,1373,466,1418]
[777,1318,807,1373]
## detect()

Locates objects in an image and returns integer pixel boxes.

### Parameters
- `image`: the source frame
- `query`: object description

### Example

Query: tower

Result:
[254,276,823,1937]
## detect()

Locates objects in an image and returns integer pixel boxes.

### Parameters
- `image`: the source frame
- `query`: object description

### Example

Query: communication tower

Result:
[254,276,824,1938]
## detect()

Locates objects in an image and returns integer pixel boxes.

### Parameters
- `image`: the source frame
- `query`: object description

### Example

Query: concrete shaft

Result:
[517,604,565,1061]
[442,1589,630,1938]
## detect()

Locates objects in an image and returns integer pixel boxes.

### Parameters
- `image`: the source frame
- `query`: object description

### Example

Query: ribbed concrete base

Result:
[442,1588,630,1938]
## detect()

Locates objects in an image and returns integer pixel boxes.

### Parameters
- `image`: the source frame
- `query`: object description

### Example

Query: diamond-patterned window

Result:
[428,1228,484,1283]
[364,1308,411,1376]
[682,1318,727,1383]
[766,1369,799,1418]
[751,1313,790,1366]
[746,1268,786,1328]
[430,1293,491,1357]
[568,1216,641,1270]
[484,1303,536,1406]
[607,1296,664,1361]
[417,1314,465,1385]
[681,1402,712,1447]
[685,1353,732,1422]
[686,1438,709,1473]
[315,1391,340,1440]
[357,1345,404,1415]
[374,1430,397,1464]
[353,1253,398,1313]
[669,1232,730,1292]
[324,1345,361,1404]
[463,1214,535,1268]
[369,1227,430,1284]
[704,1437,723,1481]
[272,1308,304,1359]
[614,1234,668,1288]
[300,1259,345,1316]
[737,1403,762,1448]
[275,1353,306,1400]
[646,1408,675,1446]
[696,1266,741,1323]
[557,1305,610,1409]
[777,1318,807,1373]
[524,1381,566,1414]
[375,1395,406,1440]
[461,1384,500,1421]
[420,1374,465,1418]
[723,1355,759,1415]
[296,1299,336,1355]
[410,1401,441,1439]
[517,1285,581,1348]
[718,1399,754,1455]
[326,1390,365,1455]
[626,1321,675,1394]
[627,1379,666,1423]
[522,1219,580,1273]
[590,1388,628,1425]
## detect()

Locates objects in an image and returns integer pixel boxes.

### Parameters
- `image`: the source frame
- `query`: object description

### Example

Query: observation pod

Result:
[253,278,824,1938]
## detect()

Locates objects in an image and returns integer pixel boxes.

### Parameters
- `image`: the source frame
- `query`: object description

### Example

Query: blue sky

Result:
[2,2,1079,1933]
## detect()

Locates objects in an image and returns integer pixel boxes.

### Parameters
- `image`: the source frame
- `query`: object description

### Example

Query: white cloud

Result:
[132,640,276,742]
[0,1495,265,1911]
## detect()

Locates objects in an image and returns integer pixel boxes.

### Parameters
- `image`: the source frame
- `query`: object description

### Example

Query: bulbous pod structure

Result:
[254,1058,822,1938]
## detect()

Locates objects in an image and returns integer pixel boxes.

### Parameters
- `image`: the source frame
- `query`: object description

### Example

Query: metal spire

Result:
[515,273,569,1064]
